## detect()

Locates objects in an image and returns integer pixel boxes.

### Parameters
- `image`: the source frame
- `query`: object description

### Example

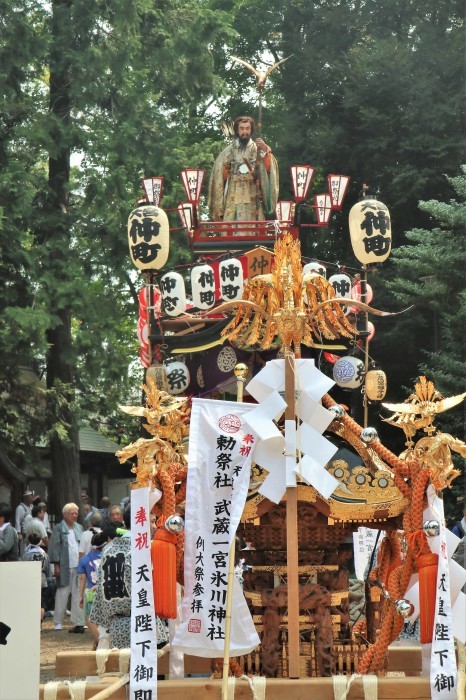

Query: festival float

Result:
[40,63,466,700]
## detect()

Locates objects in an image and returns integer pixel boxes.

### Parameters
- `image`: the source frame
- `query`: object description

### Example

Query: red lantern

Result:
[350,281,374,308]
[327,174,350,210]
[180,169,205,204]
[314,194,332,226]
[142,176,164,206]
[290,165,315,202]
[276,200,294,223]
[324,352,340,364]
[178,202,194,231]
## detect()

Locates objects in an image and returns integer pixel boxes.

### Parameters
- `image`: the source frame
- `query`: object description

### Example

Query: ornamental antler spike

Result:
[230,55,293,91]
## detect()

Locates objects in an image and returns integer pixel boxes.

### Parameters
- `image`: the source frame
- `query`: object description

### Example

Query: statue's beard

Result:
[238,135,250,149]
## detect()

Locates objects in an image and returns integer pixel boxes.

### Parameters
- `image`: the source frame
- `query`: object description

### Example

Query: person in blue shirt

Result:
[77,526,116,649]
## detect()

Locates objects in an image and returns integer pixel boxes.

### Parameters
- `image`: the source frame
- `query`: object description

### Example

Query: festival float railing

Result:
[190,219,298,253]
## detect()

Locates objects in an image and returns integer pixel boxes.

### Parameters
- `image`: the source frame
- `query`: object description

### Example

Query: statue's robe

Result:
[208,138,279,222]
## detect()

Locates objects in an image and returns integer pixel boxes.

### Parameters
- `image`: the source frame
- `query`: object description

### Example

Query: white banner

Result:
[352,527,380,580]
[130,487,158,700]
[173,398,260,657]
[428,487,457,700]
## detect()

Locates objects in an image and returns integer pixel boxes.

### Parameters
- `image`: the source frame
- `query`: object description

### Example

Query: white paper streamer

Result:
[428,487,457,700]
[130,487,158,700]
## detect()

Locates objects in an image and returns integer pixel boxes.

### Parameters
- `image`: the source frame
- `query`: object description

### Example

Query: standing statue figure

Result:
[208,116,279,222]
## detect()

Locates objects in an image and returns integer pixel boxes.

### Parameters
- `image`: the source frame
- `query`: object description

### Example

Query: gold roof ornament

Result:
[220,232,398,354]
[382,376,466,489]
[116,378,189,486]
[382,376,466,445]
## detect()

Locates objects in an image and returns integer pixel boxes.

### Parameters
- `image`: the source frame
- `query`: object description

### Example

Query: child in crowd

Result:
[77,526,116,650]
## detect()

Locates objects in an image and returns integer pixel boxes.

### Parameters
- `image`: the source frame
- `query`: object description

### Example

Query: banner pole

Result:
[285,349,300,678]
[222,363,248,700]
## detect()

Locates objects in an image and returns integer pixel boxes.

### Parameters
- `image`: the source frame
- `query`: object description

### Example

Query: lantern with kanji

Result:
[219,258,244,302]
[303,261,327,278]
[290,165,315,202]
[329,273,352,315]
[328,175,351,210]
[366,367,387,401]
[127,204,169,270]
[191,264,216,310]
[142,176,164,206]
[165,361,190,395]
[145,364,168,391]
[160,271,187,317]
[180,169,205,204]
[349,198,392,264]
[314,194,332,226]
[333,356,366,389]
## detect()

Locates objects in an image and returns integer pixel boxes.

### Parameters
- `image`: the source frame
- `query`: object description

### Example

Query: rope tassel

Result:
[152,516,178,619]
[418,552,438,644]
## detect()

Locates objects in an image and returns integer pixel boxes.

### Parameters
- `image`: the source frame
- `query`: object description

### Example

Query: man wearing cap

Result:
[15,490,34,555]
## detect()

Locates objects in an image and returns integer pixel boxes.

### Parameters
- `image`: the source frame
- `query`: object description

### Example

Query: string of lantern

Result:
[128,166,392,405]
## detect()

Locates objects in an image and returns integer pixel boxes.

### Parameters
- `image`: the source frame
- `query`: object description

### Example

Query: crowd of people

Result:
[0,490,464,651]
[0,491,156,650]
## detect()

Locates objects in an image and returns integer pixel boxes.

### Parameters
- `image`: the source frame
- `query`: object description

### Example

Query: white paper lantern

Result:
[219,258,244,301]
[160,272,187,317]
[328,273,352,315]
[303,262,327,278]
[366,368,387,401]
[333,356,366,388]
[127,205,169,270]
[349,198,392,264]
[330,274,352,316]
[191,264,216,309]
[166,361,190,395]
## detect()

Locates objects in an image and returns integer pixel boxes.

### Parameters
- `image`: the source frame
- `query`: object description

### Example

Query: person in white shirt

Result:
[78,511,103,559]
[48,503,85,632]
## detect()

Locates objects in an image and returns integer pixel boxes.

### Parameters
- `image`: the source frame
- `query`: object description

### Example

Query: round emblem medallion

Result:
[218,414,241,434]
[217,346,237,373]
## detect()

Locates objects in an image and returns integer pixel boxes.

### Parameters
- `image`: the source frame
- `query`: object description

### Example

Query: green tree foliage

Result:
[1,0,464,513]
[0,0,238,504]
[388,167,466,519]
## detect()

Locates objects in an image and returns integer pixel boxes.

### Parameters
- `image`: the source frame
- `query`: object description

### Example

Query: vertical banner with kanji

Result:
[429,489,457,700]
[172,398,260,657]
[130,487,158,700]
[352,527,381,580]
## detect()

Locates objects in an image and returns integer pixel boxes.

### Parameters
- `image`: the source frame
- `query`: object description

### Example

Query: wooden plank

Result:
[387,644,422,676]
[54,645,423,680]
[40,676,432,700]
[54,650,212,677]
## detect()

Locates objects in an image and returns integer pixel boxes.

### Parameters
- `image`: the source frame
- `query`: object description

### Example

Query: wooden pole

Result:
[87,674,129,700]
[222,363,248,700]
[285,350,300,678]
[360,267,370,428]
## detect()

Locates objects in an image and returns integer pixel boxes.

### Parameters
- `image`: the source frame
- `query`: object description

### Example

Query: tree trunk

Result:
[46,0,81,516]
